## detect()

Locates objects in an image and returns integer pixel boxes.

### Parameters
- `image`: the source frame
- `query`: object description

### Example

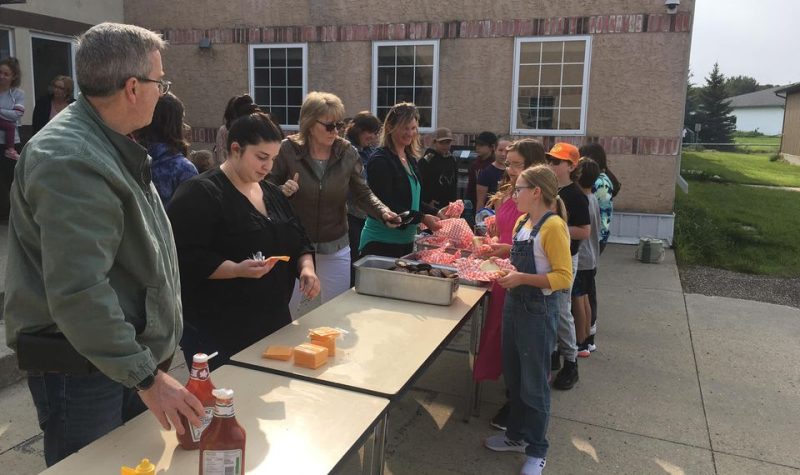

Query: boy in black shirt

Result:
[547,143,590,391]
[419,127,458,209]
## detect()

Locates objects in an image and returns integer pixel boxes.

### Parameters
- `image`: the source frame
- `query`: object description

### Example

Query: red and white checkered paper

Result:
[441,199,465,218]
[454,257,516,282]
[433,218,474,249]
[415,246,462,265]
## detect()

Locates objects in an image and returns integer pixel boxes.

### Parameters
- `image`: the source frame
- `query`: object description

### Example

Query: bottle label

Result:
[190,365,210,381]
[202,449,242,475]
[214,402,235,418]
[190,407,215,442]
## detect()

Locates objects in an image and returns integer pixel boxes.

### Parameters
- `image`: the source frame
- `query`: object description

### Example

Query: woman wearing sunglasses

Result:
[269,92,398,316]
[359,102,442,258]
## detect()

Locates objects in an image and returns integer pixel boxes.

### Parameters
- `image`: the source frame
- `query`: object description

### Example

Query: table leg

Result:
[362,419,378,475]
[374,413,388,475]
[465,293,488,421]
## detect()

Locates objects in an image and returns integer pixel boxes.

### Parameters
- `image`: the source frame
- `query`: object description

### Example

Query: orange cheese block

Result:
[293,343,329,369]
[262,345,293,361]
[310,336,336,356]
[308,327,341,356]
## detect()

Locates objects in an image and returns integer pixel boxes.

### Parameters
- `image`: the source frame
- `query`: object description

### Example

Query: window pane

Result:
[417,107,432,128]
[287,68,302,87]
[396,67,414,86]
[395,87,414,103]
[396,45,414,65]
[286,48,303,67]
[517,108,535,129]
[377,107,392,122]
[563,64,584,86]
[270,48,286,67]
[287,106,301,125]
[563,41,585,63]
[253,48,270,67]
[537,109,555,129]
[271,68,286,87]
[414,87,432,107]
[414,66,433,86]
[561,87,582,107]
[377,88,394,108]
[378,67,394,87]
[254,69,270,87]
[254,88,270,107]
[537,87,560,108]
[520,42,541,64]
[271,88,286,106]
[415,45,434,65]
[541,42,563,63]
[517,87,537,108]
[540,65,562,86]
[519,65,540,86]
[269,106,287,124]
[378,46,395,66]
[287,87,303,106]
[559,108,581,130]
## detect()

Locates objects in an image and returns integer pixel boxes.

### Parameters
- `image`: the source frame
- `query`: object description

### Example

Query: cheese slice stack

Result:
[293,343,329,369]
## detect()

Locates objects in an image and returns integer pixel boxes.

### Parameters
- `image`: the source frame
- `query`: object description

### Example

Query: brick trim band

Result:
[189,127,680,156]
[159,12,691,45]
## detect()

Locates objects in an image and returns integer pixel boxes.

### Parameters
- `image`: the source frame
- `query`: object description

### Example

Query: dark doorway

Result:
[31,36,74,100]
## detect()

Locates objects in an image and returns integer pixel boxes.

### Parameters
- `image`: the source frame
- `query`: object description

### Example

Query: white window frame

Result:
[29,31,79,96]
[511,35,592,136]
[371,39,440,133]
[248,43,308,130]
[0,26,15,58]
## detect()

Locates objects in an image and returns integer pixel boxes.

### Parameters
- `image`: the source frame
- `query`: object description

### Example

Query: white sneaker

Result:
[484,434,528,453]
[520,456,546,475]
[588,343,597,352]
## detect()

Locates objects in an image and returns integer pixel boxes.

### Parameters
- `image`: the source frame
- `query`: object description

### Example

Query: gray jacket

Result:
[4,94,183,387]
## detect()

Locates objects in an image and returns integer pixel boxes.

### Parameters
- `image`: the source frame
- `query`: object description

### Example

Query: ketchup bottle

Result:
[199,388,246,475]
[178,353,216,450]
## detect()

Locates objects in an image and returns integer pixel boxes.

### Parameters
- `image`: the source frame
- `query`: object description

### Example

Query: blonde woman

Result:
[32,75,74,135]
[269,92,397,313]
[359,102,441,258]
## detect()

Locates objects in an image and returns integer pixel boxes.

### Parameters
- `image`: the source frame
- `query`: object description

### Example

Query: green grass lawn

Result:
[732,135,781,146]
[674,181,800,277]
[681,150,800,187]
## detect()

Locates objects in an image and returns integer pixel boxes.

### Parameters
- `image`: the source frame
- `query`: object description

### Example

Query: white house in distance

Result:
[728,86,786,135]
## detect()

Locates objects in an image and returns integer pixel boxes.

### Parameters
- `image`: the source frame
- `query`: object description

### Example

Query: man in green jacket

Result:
[4,23,203,466]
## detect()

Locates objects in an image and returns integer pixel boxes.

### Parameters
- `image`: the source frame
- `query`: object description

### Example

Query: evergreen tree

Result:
[684,71,700,138]
[698,63,736,148]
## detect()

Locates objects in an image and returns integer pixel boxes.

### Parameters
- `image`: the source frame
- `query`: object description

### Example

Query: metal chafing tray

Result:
[353,255,459,306]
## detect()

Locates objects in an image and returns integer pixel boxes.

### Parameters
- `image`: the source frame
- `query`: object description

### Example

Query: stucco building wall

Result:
[125,0,694,213]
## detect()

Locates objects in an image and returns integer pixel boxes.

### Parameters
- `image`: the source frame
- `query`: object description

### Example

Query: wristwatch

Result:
[134,368,159,391]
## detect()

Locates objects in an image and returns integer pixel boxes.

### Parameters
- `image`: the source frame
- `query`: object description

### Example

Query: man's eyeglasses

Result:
[317,120,345,132]
[136,77,171,95]
[512,185,533,196]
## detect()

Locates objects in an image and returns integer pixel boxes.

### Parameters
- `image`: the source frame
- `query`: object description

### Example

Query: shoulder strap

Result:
[530,211,556,235]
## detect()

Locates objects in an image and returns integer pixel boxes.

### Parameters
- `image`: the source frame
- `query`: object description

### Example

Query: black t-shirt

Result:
[477,164,506,195]
[418,148,457,207]
[558,182,590,255]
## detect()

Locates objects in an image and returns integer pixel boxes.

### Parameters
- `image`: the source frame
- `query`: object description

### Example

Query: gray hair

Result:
[76,22,166,97]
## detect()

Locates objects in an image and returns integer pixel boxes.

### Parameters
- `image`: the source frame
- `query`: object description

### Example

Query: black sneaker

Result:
[553,360,579,390]
[491,402,509,431]
[550,350,561,371]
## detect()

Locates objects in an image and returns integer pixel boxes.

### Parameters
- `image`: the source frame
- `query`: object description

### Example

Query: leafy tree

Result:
[698,63,736,147]
[724,75,759,97]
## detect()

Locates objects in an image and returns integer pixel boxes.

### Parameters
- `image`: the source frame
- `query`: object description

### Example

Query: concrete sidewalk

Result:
[1,244,798,474]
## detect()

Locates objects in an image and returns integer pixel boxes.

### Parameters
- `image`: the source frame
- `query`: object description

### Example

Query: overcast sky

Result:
[689,0,799,87]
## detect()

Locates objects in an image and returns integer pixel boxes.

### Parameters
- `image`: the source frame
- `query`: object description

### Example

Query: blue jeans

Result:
[502,290,560,457]
[27,371,147,466]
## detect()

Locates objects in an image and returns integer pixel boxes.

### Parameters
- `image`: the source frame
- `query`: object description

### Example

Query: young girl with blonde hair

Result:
[484,165,572,475]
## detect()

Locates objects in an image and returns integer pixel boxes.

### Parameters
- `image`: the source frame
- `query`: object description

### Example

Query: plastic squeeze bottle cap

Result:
[193,351,219,364]
[120,458,155,475]
[213,388,234,399]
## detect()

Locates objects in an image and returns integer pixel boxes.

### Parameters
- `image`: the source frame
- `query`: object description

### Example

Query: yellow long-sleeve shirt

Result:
[513,214,573,291]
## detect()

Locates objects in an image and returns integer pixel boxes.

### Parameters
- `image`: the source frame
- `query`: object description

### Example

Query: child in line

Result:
[573,158,601,357]
[546,143,590,390]
[484,165,573,475]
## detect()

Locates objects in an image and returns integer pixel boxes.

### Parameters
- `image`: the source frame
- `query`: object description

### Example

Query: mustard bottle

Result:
[121,458,156,475]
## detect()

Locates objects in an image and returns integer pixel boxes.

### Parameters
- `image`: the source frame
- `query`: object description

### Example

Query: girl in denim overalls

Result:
[484,165,573,475]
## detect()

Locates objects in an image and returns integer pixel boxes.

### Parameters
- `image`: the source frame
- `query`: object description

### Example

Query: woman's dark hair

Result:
[227,111,284,152]
[224,94,260,129]
[0,57,22,88]
[579,142,621,197]
[576,157,601,189]
[345,111,381,147]
[137,92,189,156]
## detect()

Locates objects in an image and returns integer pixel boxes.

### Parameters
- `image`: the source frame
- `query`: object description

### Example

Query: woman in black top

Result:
[360,102,441,258]
[168,112,319,369]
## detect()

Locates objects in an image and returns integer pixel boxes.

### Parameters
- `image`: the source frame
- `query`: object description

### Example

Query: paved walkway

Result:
[1,245,798,474]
